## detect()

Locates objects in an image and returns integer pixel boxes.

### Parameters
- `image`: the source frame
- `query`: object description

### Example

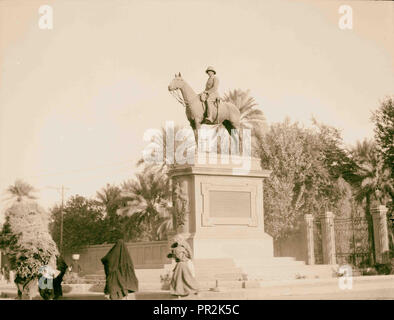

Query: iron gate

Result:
[334,217,371,267]
[313,220,323,264]
[314,216,372,266]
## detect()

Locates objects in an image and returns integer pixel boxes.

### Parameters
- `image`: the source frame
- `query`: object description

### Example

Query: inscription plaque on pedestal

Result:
[209,191,251,218]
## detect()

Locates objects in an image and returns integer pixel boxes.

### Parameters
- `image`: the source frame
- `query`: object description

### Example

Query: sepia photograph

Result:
[0,0,393,308]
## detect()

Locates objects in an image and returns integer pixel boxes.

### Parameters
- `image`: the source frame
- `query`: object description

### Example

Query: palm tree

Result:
[223,89,267,131]
[155,180,189,239]
[117,164,172,241]
[351,139,394,265]
[352,140,394,206]
[95,184,127,242]
[96,184,124,217]
[222,89,268,155]
[5,179,37,202]
[132,124,195,240]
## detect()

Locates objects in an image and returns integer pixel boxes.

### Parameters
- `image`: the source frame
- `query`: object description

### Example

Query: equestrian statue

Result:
[168,66,241,144]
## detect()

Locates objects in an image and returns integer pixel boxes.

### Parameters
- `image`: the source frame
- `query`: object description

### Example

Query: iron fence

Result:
[313,216,372,267]
[334,217,371,267]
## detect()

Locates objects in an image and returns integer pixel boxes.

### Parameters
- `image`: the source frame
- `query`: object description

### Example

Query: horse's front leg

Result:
[189,119,199,146]
[193,128,198,145]
[194,118,203,147]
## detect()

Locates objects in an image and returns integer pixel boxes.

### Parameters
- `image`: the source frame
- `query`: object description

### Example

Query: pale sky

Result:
[0,0,393,218]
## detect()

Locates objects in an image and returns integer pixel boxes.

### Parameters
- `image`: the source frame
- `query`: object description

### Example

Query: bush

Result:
[0,199,58,299]
[0,200,58,278]
[375,263,392,275]
[362,267,378,276]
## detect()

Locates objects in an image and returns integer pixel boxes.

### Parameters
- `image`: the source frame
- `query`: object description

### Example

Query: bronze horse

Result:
[168,73,241,143]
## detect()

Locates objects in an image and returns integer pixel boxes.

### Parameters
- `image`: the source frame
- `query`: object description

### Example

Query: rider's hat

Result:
[205,66,216,75]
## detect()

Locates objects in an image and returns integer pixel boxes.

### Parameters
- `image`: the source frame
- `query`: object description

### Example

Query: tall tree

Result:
[371,96,394,177]
[135,124,195,239]
[95,184,126,242]
[0,181,58,299]
[352,140,394,206]
[258,120,350,239]
[50,195,106,252]
[96,184,124,217]
[118,164,172,241]
[351,139,394,264]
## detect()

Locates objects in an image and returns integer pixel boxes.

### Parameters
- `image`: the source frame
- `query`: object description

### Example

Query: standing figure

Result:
[53,256,68,300]
[101,240,139,300]
[201,66,220,123]
[167,235,199,298]
[69,258,82,276]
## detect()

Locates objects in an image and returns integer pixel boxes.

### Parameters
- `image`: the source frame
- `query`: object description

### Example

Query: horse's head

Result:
[168,72,184,91]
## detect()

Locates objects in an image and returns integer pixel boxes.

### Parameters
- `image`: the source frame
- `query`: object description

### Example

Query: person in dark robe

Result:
[53,256,68,299]
[167,238,199,298]
[101,239,139,300]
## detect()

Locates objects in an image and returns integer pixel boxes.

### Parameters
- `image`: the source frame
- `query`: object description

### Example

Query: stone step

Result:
[243,265,321,273]
[235,257,305,266]
[192,258,236,267]
[196,273,245,281]
[193,257,305,265]
[195,266,243,273]
[84,275,105,280]
[245,269,335,281]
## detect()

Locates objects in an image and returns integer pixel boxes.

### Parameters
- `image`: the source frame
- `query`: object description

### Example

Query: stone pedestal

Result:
[372,205,390,264]
[304,214,315,265]
[168,152,272,264]
[320,212,336,265]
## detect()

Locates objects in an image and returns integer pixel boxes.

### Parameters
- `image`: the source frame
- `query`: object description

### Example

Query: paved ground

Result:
[1,275,393,300]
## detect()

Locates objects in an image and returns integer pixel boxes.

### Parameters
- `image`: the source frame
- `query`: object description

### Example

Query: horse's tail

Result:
[220,102,241,126]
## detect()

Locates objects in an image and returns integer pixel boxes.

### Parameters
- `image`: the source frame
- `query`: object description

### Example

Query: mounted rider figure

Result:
[200,66,220,123]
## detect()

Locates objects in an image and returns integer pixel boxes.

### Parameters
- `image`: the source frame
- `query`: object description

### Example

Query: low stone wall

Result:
[64,241,171,275]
